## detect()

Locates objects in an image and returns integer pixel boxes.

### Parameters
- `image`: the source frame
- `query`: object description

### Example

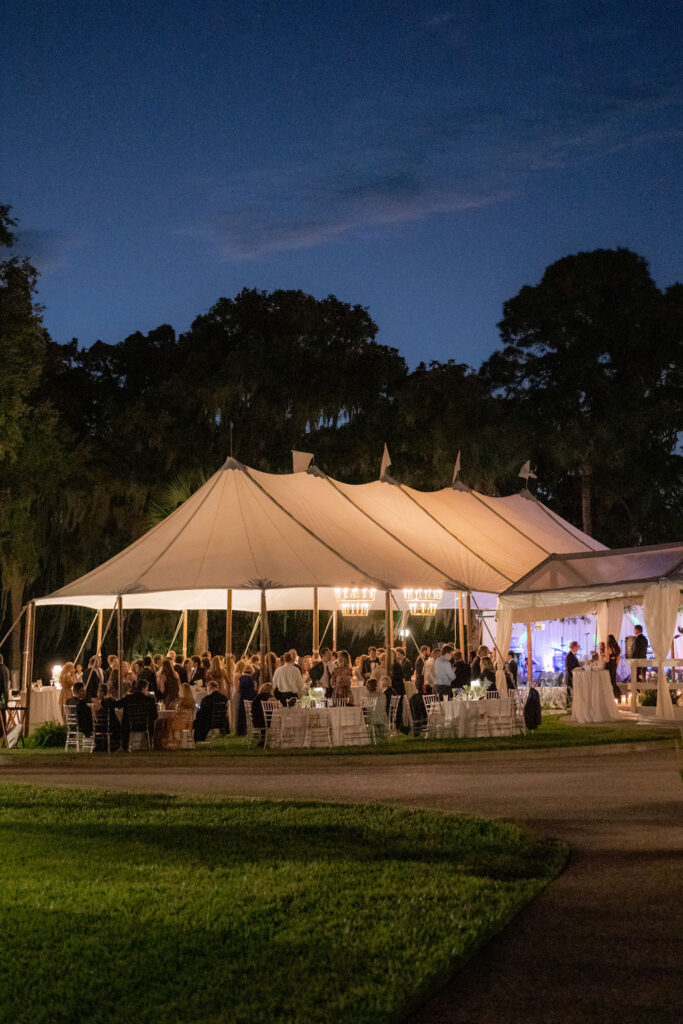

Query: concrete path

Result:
[1,741,681,1022]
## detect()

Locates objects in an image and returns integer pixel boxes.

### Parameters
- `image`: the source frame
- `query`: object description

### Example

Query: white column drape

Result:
[597,599,625,645]
[642,582,679,719]
[494,603,514,696]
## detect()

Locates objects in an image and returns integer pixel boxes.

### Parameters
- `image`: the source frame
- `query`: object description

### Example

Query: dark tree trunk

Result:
[9,579,24,682]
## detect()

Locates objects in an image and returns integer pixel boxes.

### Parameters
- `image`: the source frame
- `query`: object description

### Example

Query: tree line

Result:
[1,204,681,672]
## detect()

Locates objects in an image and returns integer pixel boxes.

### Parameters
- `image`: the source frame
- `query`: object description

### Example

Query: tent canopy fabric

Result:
[36,458,604,610]
[499,543,683,619]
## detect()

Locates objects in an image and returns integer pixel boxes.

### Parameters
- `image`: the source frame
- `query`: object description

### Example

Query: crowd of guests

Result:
[56,641,517,750]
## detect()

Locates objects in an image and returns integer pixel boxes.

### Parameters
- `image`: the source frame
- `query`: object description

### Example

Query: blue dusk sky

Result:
[3,0,681,367]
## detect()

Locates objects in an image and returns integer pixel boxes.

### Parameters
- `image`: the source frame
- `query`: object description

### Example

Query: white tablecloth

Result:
[438,697,518,738]
[571,670,622,723]
[271,705,369,748]
[27,687,62,732]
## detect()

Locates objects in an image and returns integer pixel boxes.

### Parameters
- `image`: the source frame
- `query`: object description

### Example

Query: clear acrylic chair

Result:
[64,705,94,752]
[127,705,152,751]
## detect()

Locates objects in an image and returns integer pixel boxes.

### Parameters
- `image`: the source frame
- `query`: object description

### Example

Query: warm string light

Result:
[402,589,443,616]
[334,588,376,616]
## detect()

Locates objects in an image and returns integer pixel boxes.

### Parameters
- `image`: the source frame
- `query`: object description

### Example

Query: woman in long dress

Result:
[606,635,621,698]
[236,664,257,736]
[59,662,76,721]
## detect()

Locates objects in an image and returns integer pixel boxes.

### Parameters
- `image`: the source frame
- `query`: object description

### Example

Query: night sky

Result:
[4,0,681,367]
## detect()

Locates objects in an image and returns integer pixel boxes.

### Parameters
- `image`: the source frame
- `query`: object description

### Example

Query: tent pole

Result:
[527,621,533,686]
[464,592,471,654]
[312,588,319,656]
[260,590,268,681]
[225,589,233,659]
[454,591,458,646]
[459,592,466,652]
[96,609,103,653]
[332,609,338,653]
[21,601,35,738]
[116,596,124,698]
[385,590,393,673]
[182,610,188,660]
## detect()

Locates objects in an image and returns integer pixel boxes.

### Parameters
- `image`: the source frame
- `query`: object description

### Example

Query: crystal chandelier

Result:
[334,587,376,616]
[403,589,443,616]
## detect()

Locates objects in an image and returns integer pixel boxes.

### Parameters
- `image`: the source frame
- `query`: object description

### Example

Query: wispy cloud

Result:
[183,6,681,261]
[11,230,80,274]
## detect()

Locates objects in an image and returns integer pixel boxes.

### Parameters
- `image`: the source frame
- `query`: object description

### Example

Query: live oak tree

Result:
[482,248,682,543]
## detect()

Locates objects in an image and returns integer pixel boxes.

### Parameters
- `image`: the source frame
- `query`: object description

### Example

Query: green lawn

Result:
[0,787,567,1024]
[9,712,679,760]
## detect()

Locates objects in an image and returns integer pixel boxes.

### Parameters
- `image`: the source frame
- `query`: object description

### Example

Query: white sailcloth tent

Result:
[36,457,604,611]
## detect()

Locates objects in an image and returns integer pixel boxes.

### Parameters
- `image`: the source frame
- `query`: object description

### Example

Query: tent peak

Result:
[220,456,247,472]
[306,464,327,479]
[451,480,470,492]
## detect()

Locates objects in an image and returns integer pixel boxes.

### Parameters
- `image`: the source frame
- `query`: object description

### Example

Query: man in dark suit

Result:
[65,682,93,737]
[137,656,158,696]
[565,641,581,704]
[188,656,205,684]
[84,655,104,700]
[116,679,158,750]
[193,681,229,742]
[173,654,188,684]
[361,646,380,679]
[632,625,649,682]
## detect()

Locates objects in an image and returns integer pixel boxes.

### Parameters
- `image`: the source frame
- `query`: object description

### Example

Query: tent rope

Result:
[0,605,27,651]
[73,610,100,667]
[242,614,260,658]
[166,611,185,656]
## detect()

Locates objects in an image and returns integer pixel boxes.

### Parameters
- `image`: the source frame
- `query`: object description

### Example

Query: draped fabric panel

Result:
[642,582,680,718]
[494,604,514,696]
[596,599,625,645]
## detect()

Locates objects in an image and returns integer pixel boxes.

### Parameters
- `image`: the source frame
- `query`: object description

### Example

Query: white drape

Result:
[494,603,514,696]
[642,582,680,719]
[596,599,624,645]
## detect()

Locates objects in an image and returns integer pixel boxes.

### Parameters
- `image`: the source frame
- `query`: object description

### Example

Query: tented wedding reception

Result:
[3,454,680,749]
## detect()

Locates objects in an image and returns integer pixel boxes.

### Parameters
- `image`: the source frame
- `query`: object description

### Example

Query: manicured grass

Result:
[4,713,677,760]
[0,787,567,1024]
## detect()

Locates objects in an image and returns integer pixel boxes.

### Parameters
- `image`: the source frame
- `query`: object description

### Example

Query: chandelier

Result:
[403,589,443,616]
[334,587,376,616]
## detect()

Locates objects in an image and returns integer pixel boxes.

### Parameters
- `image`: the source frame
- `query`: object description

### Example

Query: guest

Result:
[116,678,158,750]
[330,650,353,700]
[236,664,257,735]
[480,657,497,691]
[331,680,354,705]
[158,657,180,708]
[207,655,230,694]
[506,651,518,686]
[633,624,649,682]
[250,681,276,744]
[606,634,621,698]
[169,682,196,745]
[452,649,471,689]
[309,648,335,692]
[380,674,397,716]
[423,647,438,690]
[65,681,93,737]
[59,662,76,719]
[470,645,490,681]
[564,641,581,700]
[193,680,229,742]
[138,656,158,696]
[105,655,120,693]
[433,645,456,698]
[365,677,389,736]
[84,655,104,700]
[391,648,410,691]
[414,645,430,688]
[273,651,304,705]
[174,654,188,685]
[361,646,380,679]
[92,682,121,751]
[188,655,205,684]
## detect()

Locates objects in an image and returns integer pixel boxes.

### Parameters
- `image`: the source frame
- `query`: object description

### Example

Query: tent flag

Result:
[452,450,461,484]
[292,450,314,473]
[518,459,537,482]
[379,444,392,480]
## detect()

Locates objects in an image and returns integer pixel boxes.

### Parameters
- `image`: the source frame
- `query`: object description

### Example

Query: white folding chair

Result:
[306,707,333,748]
[244,700,260,745]
[261,700,282,749]
[388,694,401,736]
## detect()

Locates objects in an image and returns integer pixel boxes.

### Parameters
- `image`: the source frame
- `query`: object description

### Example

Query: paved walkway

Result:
[1,741,681,1022]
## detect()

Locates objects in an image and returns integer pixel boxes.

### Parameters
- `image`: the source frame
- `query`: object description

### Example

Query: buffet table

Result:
[27,686,62,733]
